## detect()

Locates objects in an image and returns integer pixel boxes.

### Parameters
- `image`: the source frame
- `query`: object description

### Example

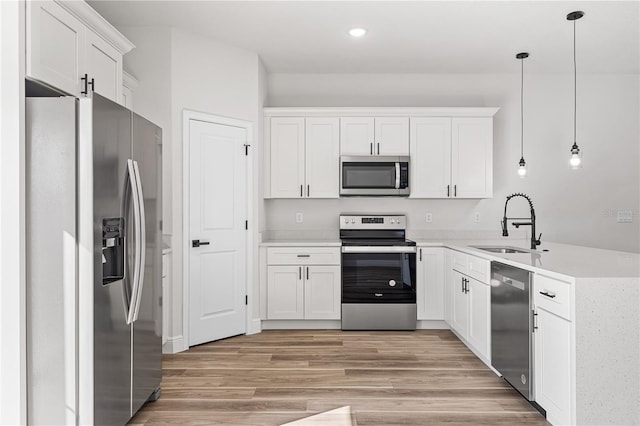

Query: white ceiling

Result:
[88,1,639,74]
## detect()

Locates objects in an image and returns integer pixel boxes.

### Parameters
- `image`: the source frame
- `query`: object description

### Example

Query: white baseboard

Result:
[417,320,449,329]
[162,335,187,354]
[247,318,262,335]
[261,320,342,330]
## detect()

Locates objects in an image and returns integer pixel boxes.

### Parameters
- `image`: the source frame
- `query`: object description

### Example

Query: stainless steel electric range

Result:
[340,214,417,330]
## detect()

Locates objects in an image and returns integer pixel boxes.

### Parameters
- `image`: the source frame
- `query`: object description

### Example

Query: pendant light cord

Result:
[573,19,577,145]
[521,57,524,158]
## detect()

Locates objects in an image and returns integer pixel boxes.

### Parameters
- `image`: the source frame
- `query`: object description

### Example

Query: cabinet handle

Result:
[419,248,422,262]
[300,185,303,197]
[532,310,538,332]
[454,184,457,197]
[377,143,380,155]
[370,142,373,155]
[461,277,465,293]
[88,77,95,93]
[447,185,450,197]
[299,266,302,280]
[296,254,310,258]
[307,184,310,197]
[539,290,556,299]
[306,266,309,280]
[81,74,89,95]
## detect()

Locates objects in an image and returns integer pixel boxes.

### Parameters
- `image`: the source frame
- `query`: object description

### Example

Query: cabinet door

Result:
[451,117,493,198]
[267,266,304,319]
[467,277,490,361]
[340,117,374,155]
[85,30,122,103]
[409,117,451,198]
[417,247,445,320]
[26,0,85,96]
[450,271,468,338]
[375,117,409,156]
[305,118,340,198]
[270,118,305,198]
[304,265,341,320]
[535,307,572,426]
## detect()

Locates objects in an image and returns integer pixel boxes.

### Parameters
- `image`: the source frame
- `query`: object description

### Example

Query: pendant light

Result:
[516,52,529,178]
[567,11,584,169]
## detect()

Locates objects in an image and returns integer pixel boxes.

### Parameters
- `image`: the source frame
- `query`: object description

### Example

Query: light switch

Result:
[295,212,304,223]
[473,212,481,223]
[425,213,433,223]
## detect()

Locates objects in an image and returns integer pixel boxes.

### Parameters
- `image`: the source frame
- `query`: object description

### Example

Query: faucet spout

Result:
[501,193,541,250]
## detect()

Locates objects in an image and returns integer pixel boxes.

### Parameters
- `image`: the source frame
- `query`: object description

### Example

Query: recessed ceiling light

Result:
[348,28,367,38]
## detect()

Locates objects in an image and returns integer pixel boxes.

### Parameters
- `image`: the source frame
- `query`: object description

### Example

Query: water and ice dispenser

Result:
[102,217,125,285]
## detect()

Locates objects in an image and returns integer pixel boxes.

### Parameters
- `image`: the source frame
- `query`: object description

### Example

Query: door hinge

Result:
[244,144,250,156]
[245,220,248,230]
[245,295,248,305]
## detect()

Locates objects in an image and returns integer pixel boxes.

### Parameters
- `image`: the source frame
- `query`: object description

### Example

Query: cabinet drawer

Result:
[534,274,572,321]
[451,250,468,275]
[267,247,340,265]
[467,255,490,284]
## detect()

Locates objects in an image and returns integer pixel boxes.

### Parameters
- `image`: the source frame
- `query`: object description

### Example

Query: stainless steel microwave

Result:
[340,156,410,196]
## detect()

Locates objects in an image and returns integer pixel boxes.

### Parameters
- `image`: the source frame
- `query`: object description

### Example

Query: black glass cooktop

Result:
[341,239,416,247]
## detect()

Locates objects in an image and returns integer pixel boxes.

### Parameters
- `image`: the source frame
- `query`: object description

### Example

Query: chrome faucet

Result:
[501,193,542,250]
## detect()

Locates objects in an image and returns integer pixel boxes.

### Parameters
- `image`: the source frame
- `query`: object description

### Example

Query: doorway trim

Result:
[182,109,253,350]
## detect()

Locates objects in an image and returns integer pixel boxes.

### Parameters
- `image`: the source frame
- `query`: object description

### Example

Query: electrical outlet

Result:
[617,210,633,223]
[295,212,303,223]
[473,212,481,223]
[425,212,433,223]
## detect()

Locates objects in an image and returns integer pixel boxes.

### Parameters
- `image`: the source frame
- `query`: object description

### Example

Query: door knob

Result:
[192,239,210,248]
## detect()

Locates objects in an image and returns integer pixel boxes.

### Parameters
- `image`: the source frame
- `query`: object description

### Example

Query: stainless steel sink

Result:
[471,245,531,254]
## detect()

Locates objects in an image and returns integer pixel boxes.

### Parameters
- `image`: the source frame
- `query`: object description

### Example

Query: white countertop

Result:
[416,239,640,279]
[261,237,639,279]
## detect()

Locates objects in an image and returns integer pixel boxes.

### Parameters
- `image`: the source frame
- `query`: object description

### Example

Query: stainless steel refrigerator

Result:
[26,93,162,425]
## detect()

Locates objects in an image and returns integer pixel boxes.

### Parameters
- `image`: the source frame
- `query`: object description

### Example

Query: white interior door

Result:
[188,119,247,346]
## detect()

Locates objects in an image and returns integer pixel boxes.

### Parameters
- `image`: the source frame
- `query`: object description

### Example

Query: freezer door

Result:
[131,112,163,413]
[91,94,134,425]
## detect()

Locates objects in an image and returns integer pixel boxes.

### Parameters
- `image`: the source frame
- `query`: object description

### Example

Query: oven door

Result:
[341,246,416,303]
[340,156,410,196]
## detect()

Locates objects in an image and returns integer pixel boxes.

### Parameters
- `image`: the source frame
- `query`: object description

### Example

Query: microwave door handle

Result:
[395,162,400,189]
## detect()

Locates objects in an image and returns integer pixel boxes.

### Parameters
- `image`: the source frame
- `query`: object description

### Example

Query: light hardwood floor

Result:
[129,330,548,425]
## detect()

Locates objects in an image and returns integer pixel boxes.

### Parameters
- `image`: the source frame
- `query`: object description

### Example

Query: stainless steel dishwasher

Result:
[491,262,533,400]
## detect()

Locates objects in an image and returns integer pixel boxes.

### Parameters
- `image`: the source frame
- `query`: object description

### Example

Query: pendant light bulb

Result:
[567,11,584,170]
[569,142,582,169]
[516,52,529,178]
[518,157,527,178]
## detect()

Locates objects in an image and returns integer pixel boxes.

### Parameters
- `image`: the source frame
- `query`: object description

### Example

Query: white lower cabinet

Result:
[416,247,445,320]
[266,247,341,320]
[448,251,491,363]
[534,307,572,426]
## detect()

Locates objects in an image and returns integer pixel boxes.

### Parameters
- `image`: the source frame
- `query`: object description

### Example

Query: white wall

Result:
[0,1,26,423]
[266,73,640,253]
[170,28,261,343]
[120,26,264,349]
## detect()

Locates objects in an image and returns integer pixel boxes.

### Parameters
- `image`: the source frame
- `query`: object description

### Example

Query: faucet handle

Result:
[535,233,542,246]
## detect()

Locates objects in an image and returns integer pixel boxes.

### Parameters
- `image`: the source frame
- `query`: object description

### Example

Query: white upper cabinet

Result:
[410,117,452,198]
[270,117,306,198]
[451,117,493,198]
[269,117,339,199]
[85,30,122,102]
[411,116,494,199]
[340,117,409,156]
[339,117,374,155]
[26,1,86,97]
[305,118,340,198]
[26,0,134,104]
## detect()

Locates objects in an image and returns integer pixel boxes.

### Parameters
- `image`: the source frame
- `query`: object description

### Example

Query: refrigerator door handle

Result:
[126,159,143,325]
[131,160,146,322]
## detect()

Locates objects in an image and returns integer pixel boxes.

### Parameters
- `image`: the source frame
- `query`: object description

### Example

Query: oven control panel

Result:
[340,215,406,230]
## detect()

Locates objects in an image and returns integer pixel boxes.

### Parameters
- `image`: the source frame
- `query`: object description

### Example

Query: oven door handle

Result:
[395,162,400,189]
[342,246,417,254]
